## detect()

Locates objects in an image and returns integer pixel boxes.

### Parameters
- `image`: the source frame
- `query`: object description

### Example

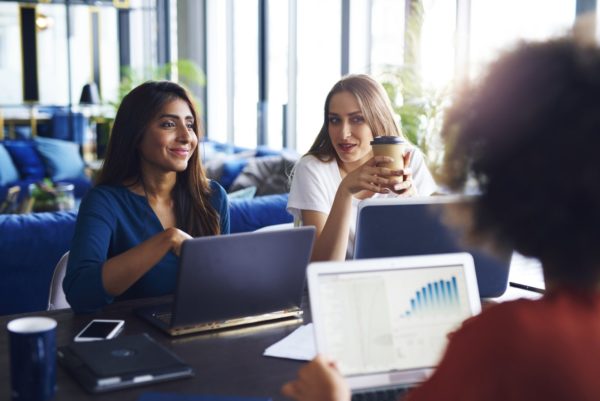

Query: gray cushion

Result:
[229,154,299,196]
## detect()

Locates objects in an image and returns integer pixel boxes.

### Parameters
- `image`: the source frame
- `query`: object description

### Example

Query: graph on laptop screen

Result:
[317,265,472,376]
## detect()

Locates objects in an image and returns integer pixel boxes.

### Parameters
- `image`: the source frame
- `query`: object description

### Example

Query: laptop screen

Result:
[354,196,513,298]
[310,256,479,377]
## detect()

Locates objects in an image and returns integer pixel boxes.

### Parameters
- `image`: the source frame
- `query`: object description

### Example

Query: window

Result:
[266,0,289,149]
[295,0,341,153]
[0,3,23,105]
[469,0,576,79]
[232,0,259,149]
[200,0,582,153]
[37,4,69,105]
[370,0,405,77]
[420,0,456,88]
[206,0,230,144]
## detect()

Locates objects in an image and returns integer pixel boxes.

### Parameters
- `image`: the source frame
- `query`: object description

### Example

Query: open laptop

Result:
[354,196,513,298]
[136,227,315,336]
[308,253,481,397]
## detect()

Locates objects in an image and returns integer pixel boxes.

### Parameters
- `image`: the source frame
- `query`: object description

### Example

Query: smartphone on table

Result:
[74,319,125,342]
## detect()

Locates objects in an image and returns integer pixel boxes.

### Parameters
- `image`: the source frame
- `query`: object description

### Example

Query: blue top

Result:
[64,180,230,313]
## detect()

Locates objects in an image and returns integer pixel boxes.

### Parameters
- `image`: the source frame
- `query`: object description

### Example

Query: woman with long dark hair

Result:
[64,81,229,313]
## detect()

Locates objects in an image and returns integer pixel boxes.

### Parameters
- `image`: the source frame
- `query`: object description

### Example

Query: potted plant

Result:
[27,179,75,213]
[379,0,450,174]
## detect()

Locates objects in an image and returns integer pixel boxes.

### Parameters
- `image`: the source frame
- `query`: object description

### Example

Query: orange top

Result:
[406,289,600,401]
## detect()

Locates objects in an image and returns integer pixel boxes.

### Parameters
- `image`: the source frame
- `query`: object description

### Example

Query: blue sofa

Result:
[0,194,292,316]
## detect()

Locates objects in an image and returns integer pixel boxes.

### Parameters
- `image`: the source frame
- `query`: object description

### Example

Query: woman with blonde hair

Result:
[287,74,436,261]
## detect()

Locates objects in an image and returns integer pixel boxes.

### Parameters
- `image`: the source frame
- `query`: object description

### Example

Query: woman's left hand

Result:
[389,150,417,196]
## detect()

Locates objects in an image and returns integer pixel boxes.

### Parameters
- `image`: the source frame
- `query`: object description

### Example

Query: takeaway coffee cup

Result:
[371,136,407,171]
[7,317,57,401]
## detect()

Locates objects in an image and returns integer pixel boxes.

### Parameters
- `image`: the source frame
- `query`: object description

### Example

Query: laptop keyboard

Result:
[352,387,410,401]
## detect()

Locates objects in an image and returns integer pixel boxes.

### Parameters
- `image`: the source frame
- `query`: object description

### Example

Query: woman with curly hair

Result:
[283,38,600,401]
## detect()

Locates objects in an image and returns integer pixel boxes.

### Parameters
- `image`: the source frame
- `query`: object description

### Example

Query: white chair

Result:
[47,251,71,310]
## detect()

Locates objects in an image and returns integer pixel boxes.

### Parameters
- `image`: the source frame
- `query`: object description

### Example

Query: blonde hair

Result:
[307,74,403,161]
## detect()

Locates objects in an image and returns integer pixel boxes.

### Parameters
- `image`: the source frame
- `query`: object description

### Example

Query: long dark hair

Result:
[307,74,404,161]
[96,81,220,236]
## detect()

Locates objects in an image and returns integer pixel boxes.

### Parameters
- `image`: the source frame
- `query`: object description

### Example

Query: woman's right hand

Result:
[165,227,193,256]
[101,226,192,297]
[339,155,396,195]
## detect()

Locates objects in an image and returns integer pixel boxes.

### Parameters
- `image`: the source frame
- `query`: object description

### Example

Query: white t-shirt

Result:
[287,150,437,259]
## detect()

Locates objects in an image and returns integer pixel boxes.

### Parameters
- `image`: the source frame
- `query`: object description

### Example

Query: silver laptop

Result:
[354,196,513,298]
[307,253,481,395]
[136,227,315,336]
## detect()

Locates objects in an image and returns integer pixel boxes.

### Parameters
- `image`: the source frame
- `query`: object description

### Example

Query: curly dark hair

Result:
[439,38,600,286]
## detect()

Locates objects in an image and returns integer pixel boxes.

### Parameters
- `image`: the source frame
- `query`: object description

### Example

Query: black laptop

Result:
[136,227,315,336]
[354,196,512,298]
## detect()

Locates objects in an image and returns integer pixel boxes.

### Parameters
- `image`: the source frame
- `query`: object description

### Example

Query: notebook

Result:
[57,333,193,393]
[307,253,481,396]
[136,227,315,336]
[354,196,513,298]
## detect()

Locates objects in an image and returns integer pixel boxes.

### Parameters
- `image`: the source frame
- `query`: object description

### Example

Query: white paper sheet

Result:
[263,323,316,361]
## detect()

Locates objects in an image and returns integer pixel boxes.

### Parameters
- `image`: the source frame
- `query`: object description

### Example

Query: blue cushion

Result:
[229,193,292,233]
[2,140,46,179]
[0,144,20,185]
[209,140,236,154]
[35,137,85,181]
[255,146,283,157]
[220,158,249,191]
[50,110,88,144]
[233,144,252,153]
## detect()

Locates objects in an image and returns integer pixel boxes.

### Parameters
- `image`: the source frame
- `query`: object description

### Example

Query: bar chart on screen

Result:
[317,266,474,375]
[388,272,473,370]
[401,276,462,318]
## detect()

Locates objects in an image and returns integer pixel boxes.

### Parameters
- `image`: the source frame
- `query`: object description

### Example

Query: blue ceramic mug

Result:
[7,317,57,401]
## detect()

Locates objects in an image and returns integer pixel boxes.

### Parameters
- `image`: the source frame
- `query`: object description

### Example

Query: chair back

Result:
[48,251,70,310]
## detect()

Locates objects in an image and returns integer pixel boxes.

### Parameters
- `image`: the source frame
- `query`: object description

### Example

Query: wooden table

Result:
[0,296,308,401]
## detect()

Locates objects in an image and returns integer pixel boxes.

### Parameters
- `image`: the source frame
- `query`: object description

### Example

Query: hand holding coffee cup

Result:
[370,136,407,170]
[371,136,409,187]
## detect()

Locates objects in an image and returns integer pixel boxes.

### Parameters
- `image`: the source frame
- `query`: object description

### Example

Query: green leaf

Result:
[110,59,206,114]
